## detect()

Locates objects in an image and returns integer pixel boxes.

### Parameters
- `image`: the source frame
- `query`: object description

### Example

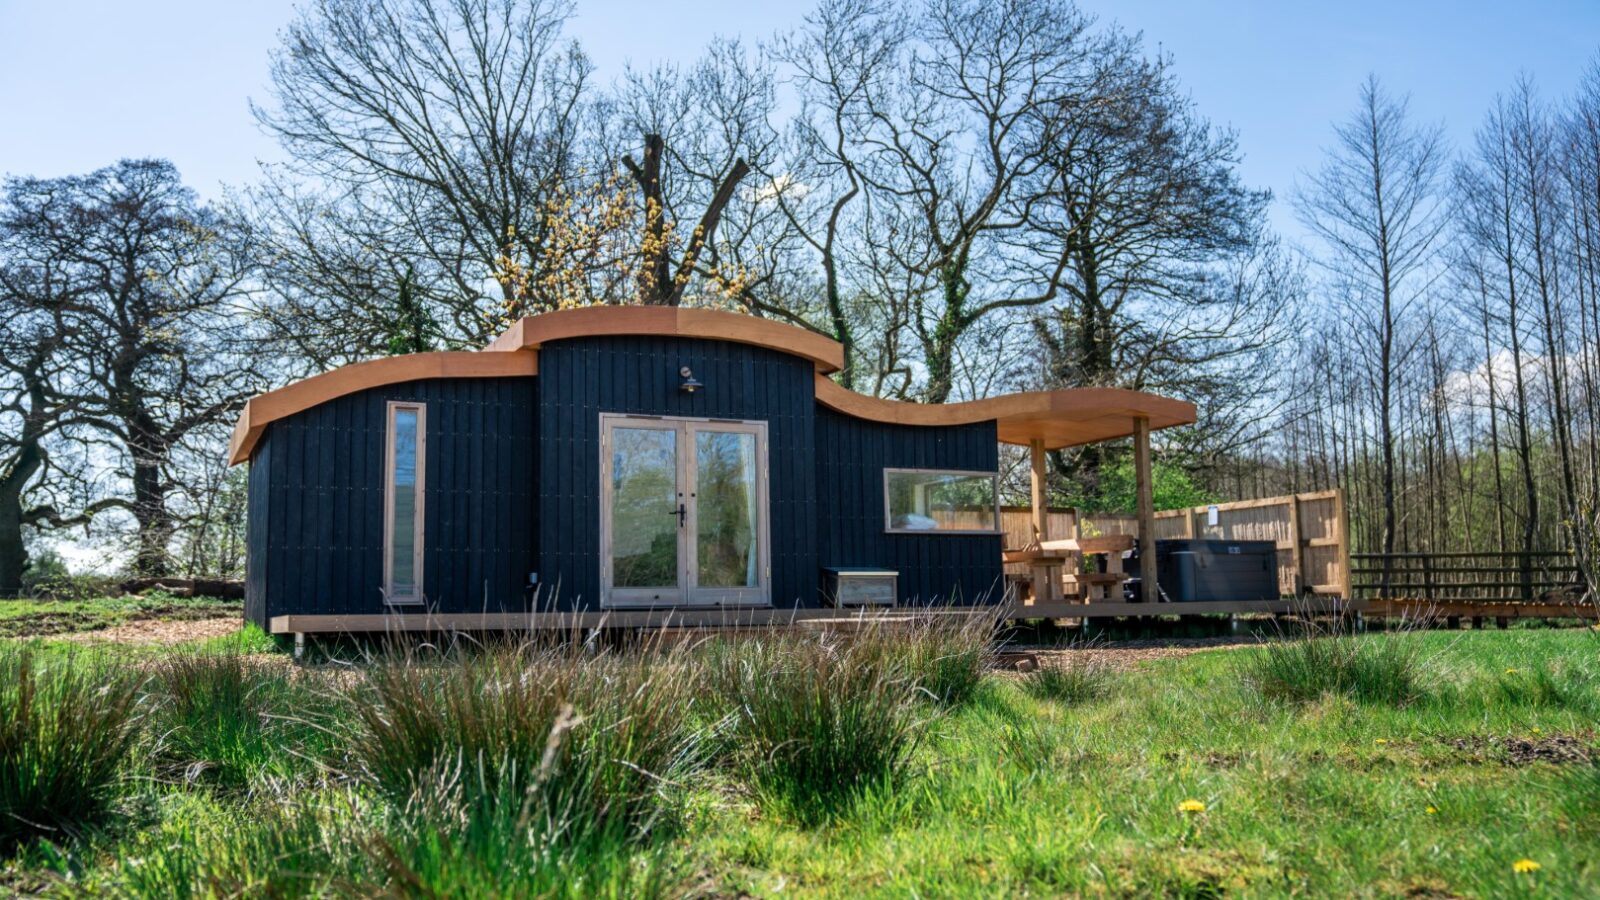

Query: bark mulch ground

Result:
[57,615,242,645]
[996,635,1268,672]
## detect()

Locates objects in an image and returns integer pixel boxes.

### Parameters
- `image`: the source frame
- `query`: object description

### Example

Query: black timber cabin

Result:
[228,306,1196,635]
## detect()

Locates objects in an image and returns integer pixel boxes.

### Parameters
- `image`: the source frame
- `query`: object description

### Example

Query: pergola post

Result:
[1030,438,1049,543]
[1029,438,1056,605]
[1134,416,1157,603]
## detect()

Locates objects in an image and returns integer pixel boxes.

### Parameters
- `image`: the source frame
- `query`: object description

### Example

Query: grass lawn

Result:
[0,621,1595,897]
[695,628,1599,897]
[0,593,240,639]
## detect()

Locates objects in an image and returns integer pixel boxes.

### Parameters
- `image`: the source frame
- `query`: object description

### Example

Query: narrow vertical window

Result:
[384,402,425,604]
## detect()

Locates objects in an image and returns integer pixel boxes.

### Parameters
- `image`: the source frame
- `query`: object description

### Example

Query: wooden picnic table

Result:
[1005,533,1135,604]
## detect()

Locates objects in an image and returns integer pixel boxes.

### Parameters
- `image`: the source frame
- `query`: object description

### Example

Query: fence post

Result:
[1287,493,1305,598]
[1334,488,1352,601]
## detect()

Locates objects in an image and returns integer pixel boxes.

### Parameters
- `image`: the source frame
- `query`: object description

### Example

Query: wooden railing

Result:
[1350,551,1581,602]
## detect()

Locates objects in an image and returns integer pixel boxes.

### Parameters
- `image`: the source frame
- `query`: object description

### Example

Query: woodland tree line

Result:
[0,0,1597,597]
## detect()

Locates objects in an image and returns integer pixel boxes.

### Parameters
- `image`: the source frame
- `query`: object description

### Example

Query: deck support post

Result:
[1134,416,1157,603]
[294,632,305,661]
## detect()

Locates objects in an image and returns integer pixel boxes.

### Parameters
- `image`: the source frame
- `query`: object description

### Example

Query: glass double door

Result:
[600,415,769,607]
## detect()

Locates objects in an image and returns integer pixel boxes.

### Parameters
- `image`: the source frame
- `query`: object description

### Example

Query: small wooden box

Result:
[822,567,898,607]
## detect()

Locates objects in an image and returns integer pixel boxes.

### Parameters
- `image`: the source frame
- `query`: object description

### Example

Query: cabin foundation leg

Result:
[294,632,305,661]
[1496,616,1509,630]
[1472,616,1484,630]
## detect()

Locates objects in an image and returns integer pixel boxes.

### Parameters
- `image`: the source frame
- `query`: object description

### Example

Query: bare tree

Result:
[1027,39,1277,494]
[254,0,598,349]
[0,301,109,594]
[0,161,259,576]
[1295,76,1448,595]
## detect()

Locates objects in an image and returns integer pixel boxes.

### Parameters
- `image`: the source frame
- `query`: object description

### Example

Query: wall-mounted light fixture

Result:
[679,366,703,394]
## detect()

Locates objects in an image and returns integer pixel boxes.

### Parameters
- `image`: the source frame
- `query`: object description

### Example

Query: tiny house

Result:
[228,307,1195,635]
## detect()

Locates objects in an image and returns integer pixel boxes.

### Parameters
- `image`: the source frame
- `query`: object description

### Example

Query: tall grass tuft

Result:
[1240,617,1427,706]
[880,611,997,707]
[149,652,310,788]
[105,792,370,899]
[343,642,703,847]
[374,759,678,898]
[1489,662,1600,714]
[0,648,142,848]
[714,631,924,825]
[1021,657,1112,705]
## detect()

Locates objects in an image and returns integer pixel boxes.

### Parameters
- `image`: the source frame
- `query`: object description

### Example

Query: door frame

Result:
[599,413,771,609]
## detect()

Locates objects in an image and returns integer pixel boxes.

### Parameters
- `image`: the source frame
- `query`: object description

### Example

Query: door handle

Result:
[675,503,687,527]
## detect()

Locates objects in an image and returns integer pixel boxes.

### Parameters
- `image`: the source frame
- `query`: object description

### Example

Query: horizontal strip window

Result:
[383,401,426,605]
[883,468,1000,534]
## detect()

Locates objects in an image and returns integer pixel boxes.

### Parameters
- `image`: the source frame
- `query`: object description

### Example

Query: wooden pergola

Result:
[814,379,1197,605]
[1010,403,1194,607]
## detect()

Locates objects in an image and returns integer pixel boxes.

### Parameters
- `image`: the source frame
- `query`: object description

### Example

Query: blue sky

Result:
[2,0,1598,243]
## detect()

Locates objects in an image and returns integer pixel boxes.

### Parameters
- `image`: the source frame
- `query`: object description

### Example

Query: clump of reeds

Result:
[712,630,925,825]
[148,651,310,788]
[0,648,143,848]
[343,641,704,847]
[876,611,998,707]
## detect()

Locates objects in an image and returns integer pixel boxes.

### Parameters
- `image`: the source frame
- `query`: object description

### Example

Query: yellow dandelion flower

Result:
[1532,727,1543,735]
[1374,739,1388,745]
[1512,858,1542,874]
[1178,799,1206,813]
[1425,806,1438,815]
[1505,668,1519,675]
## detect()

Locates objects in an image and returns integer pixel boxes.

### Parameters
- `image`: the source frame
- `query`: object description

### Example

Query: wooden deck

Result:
[268,605,998,635]
[268,596,1359,635]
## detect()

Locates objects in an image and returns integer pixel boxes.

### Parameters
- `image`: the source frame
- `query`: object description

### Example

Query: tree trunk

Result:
[0,441,43,597]
[125,405,174,577]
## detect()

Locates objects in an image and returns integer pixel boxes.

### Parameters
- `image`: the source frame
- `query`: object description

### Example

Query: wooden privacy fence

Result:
[1350,551,1581,602]
[1000,489,1352,599]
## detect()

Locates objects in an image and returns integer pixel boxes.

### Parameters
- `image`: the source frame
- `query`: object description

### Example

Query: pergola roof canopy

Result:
[229,306,1195,465]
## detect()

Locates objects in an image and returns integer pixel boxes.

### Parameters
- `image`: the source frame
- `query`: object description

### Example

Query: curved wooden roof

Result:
[228,306,1195,464]
[813,378,1196,450]
[227,351,537,465]
[486,306,844,374]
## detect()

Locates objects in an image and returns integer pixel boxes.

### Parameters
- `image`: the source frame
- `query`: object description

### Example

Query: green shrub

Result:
[0,649,142,848]
[100,774,677,899]
[1241,620,1426,706]
[714,633,924,825]
[1021,658,1112,705]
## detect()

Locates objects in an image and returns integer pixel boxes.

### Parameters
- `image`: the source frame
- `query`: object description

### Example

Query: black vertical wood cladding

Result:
[244,335,1007,623]
[242,377,537,628]
[535,336,818,609]
[244,436,270,626]
[815,407,1004,605]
